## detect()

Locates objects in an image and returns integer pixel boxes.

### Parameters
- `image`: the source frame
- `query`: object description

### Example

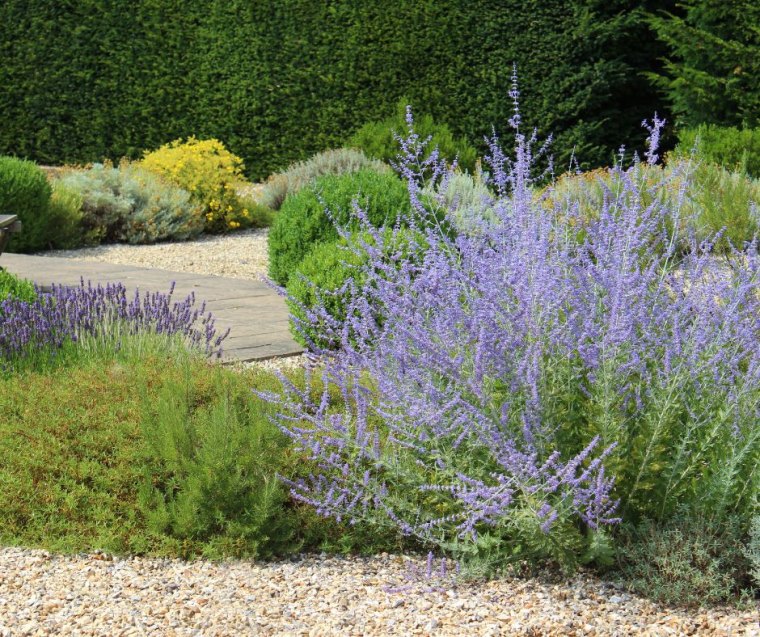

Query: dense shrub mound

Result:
[57,162,204,245]
[351,100,478,174]
[674,124,760,178]
[0,270,36,303]
[286,228,429,349]
[268,169,411,287]
[264,110,760,602]
[141,138,270,234]
[259,148,391,211]
[0,156,54,253]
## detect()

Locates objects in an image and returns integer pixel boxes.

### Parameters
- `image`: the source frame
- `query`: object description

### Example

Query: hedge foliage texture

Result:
[0,0,671,179]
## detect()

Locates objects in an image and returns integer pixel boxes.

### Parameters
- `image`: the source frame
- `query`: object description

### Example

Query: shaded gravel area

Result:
[0,549,756,636]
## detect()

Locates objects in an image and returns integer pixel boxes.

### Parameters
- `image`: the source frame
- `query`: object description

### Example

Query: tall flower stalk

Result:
[263,100,760,572]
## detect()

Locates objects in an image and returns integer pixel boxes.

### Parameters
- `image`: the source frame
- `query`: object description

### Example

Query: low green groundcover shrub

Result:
[0,270,36,303]
[0,156,54,253]
[674,124,760,178]
[617,514,755,607]
[260,148,391,211]
[268,168,412,287]
[0,347,405,559]
[350,99,478,174]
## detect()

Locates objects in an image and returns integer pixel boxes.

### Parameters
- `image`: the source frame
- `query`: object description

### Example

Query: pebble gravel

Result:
[41,228,271,281]
[0,549,756,636]
[20,231,760,635]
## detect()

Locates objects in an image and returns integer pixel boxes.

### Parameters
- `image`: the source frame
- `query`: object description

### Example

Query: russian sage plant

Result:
[262,89,760,572]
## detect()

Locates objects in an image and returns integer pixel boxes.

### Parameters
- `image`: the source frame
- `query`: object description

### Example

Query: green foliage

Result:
[543,159,760,252]
[648,0,760,128]
[746,515,760,588]
[286,228,429,349]
[617,514,755,607]
[268,169,411,287]
[421,171,495,235]
[0,1,669,179]
[0,156,53,253]
[46,180,84,249]
[0,345,403,559]
[350,99,478,174]
[0,269,36,303]
[140,137,262,233]
[674,124,760,178]
[57,162,204,245]
[137,364,299,559]
[260,148,391,211]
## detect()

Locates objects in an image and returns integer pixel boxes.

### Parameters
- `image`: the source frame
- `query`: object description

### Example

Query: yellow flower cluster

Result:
[140,137,252,234]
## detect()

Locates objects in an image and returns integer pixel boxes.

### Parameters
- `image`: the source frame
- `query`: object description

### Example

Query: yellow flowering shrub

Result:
[140,137,256,233]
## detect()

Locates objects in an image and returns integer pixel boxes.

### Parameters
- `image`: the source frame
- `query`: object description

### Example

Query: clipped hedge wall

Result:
[0,1,670,180]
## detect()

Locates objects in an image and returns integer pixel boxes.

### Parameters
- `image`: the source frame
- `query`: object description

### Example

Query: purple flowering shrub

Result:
[0,280,227,372]
[263,91,760,572]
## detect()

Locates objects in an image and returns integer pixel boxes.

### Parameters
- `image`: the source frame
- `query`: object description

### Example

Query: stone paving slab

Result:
[0,253,304,362]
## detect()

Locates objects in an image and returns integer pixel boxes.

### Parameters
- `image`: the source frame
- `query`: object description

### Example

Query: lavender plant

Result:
[0,280,227,373]
[263,88,760,574]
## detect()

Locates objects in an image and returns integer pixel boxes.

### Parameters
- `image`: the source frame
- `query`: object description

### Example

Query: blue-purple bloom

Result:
[262,96,760,566]
[0,279,227,369]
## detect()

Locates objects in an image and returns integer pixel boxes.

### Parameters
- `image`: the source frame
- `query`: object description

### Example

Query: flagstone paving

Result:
[0,253,303,362]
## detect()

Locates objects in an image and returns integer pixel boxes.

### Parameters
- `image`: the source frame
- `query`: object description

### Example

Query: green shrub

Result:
[287,228,429,349]
[0,156,53,253]
[46,180,84,249]
[617,514,755,607]
[350,99,478,174]
[137,364,300,559]
[543,159,760,252]
[674,125,760,178]
[268,169,411,286]
[746,515,760,588]
[260,148,391,211]
[57,162,204,245]
[140,137,262,233]
[0,269,36,303]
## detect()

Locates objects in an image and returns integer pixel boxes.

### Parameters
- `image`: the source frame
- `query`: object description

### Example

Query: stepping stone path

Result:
[0,253,304,362]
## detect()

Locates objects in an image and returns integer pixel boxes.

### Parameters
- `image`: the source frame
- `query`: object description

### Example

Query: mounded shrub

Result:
[57,162,204,245]
[0,156,53,253]
[421,171,495,235]
[140,137,264,233]
[260,148,391,211]
[543,158,760,252]
[46,180,84,249]
[617,515,755,607]
[350,99,478,174]
[674,124,760,178]
[265,116,760,591]
[268,169,411,287]
[286,228,429,349]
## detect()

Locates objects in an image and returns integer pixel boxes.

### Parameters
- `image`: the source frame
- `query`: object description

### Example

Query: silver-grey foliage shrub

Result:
[260,148,391,210]
[58,162,204,245]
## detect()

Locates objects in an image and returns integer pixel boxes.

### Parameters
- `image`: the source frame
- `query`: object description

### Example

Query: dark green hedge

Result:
[0,0,671,180]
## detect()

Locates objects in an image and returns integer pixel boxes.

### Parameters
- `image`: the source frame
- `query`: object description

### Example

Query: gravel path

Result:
[41,229,271,281]
[22,232,760,635]
[0,549,756,636]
